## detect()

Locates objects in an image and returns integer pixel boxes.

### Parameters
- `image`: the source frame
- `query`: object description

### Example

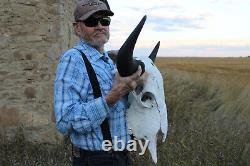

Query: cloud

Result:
[106,39,250,57]
[173,45,250,51]
[156,45,250,57]
[126,7,143,12]
[209,0,250,3]
[127,5,181,13]
[106,43,250,57]
[107,0,249,57]
[148,15,207,31]
[147,5,180,11]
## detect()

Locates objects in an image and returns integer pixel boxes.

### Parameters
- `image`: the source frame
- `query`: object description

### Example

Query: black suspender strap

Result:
[74,48,112,143]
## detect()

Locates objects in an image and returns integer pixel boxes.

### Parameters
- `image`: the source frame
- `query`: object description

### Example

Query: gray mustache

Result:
[93,30,109,36]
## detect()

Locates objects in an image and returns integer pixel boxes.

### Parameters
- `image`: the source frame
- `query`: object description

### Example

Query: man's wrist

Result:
[105,94,117,106]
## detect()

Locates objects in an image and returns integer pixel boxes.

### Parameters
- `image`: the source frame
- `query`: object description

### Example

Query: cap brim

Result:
[78,9,114,21]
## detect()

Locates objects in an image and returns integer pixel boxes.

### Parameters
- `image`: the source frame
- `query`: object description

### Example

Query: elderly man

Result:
[54,0,146,165]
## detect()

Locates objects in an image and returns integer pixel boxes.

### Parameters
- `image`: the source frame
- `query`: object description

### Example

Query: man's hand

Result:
[105,66,148,106]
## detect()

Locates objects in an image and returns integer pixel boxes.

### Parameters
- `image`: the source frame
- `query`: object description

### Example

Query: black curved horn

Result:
[149,41,160,62]
[116,15,147,77]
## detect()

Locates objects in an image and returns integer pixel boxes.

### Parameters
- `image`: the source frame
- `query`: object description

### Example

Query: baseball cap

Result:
[74,0,114,21]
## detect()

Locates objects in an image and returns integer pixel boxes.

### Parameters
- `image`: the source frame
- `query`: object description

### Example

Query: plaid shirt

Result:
[54,40,130,150]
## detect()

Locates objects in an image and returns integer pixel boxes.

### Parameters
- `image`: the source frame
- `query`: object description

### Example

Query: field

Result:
[133,57,250,165]
[1,57,250,165]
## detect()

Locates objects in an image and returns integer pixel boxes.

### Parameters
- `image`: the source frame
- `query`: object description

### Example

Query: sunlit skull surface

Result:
[127,57,168,164]
[116,15,168,164]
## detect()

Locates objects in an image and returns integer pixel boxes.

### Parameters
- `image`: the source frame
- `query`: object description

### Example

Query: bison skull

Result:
[116,15,168,164]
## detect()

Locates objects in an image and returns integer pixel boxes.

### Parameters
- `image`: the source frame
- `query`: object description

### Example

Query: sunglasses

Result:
[81,17,111,27]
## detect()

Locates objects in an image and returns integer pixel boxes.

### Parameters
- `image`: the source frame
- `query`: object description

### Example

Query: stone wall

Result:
[0,0,78,143]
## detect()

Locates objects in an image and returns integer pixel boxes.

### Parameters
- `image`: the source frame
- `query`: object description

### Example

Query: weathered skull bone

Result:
[116,15,168,164]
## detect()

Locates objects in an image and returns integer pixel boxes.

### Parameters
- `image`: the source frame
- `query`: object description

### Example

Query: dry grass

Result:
[0,127,71,166]
[1,57,250,165]
[156,57,250,166]
[133,57,250,165]
[156,57,250,87]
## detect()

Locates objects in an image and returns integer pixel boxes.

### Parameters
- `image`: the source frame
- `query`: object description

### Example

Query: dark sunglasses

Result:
[81,17,111,27]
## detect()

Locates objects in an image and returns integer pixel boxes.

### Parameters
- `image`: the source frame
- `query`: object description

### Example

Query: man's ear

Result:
[73,22,81,36]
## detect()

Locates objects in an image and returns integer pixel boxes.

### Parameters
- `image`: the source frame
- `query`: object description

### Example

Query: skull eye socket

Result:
[141,92,153,102]
[135,85,143,95]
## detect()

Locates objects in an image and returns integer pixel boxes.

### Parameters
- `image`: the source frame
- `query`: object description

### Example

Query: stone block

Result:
[0,106,20,127]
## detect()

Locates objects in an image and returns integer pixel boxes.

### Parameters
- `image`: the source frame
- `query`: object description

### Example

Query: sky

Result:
[105,0,250,57]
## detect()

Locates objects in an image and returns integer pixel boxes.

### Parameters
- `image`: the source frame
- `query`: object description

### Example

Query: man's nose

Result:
[96,21,103,28]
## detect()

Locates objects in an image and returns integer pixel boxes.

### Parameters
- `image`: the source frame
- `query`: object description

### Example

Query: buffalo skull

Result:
[116,15,168,164]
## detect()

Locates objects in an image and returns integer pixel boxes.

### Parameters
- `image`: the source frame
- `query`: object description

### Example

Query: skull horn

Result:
[116,15,147,77]
[149,41,160,62]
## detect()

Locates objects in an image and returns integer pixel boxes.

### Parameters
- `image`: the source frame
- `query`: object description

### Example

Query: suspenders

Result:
[74,48,112,143]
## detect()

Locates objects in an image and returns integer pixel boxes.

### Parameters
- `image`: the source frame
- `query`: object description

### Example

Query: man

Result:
[54,0,146,165]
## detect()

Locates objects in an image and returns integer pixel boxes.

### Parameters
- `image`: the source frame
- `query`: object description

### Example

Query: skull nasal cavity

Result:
[141,92,153,102]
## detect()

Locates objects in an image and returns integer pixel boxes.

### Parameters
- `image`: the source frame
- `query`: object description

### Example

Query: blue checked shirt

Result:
[54,40,130,150]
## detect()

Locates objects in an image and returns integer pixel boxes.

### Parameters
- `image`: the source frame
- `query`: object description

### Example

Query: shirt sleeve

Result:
[54,51,110,135]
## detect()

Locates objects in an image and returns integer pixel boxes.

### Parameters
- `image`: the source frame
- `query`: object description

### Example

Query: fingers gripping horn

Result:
[116,15,147,77]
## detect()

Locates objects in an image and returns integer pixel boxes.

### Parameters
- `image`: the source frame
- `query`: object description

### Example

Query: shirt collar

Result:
[75,39,107,62]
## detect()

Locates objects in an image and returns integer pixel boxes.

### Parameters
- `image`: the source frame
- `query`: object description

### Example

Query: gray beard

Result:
[83,30,110,51]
